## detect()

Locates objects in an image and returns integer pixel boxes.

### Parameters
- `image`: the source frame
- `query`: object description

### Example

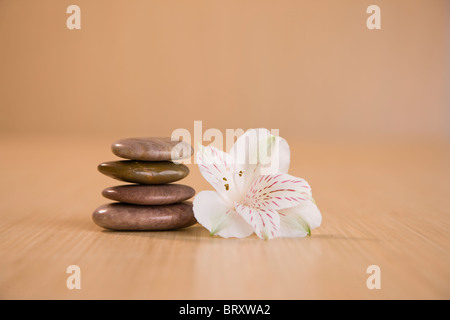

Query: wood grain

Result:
[0,136,449,299]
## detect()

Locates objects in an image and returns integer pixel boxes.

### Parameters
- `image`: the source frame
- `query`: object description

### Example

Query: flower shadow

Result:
[99,224,272,242]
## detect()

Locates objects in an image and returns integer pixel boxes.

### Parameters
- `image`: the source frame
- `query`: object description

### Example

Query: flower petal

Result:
[229,128,290,177]
[242,173,312,211]
[193,191,254,238]
[235,202,280,240]
[196,145,242,203]
[258,135,290,176]
[278,200,322,237]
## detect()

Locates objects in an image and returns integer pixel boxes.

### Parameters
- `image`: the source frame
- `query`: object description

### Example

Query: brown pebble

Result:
[102,184,195,205]
[97,160,189,184]
[92,202,197,231]
[112,137,193,161]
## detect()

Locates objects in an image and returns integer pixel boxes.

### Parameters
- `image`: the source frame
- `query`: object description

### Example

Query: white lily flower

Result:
[193,128,322,239]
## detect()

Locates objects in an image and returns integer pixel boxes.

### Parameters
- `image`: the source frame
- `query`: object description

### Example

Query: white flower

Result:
[193,128,322,239]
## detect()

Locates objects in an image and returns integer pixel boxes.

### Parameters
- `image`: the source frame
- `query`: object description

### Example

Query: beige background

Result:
[0,0,449,300]
[0,0,448,140]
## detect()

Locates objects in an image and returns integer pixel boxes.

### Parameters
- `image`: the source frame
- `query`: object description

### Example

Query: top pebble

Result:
[112,137,193,161]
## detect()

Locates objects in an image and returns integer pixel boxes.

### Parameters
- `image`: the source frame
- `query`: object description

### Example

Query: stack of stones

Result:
[93,137,197,231]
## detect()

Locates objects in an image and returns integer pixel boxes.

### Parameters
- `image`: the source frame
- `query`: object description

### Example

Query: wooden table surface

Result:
[0,135,449,299]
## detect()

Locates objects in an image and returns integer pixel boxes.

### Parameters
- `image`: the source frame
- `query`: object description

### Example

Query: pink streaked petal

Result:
[196,145,238,198]
[242,173,313,210]
[235,202,280,240]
